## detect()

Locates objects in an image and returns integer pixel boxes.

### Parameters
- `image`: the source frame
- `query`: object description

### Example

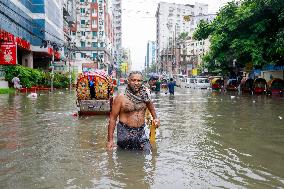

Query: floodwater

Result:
[0,88,283,188]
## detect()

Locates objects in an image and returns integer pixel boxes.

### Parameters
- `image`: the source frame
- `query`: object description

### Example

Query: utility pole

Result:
[68,48,72,92]
[50,51,54,92]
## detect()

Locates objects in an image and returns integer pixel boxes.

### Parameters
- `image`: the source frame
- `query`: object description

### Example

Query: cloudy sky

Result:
[121,0,231,70]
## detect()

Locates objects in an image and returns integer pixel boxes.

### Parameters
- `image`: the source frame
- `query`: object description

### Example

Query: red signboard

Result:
[16,37,31,51]
[0,42,17,65]
[0,29,15,42]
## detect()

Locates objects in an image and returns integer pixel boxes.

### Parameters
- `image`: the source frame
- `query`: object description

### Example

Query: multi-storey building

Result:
[155,2,215,76]
[70,0,114,74]
[55,0,76,73]
[111,0,122,69]
[145,41,156,72]
[0,0,71,70]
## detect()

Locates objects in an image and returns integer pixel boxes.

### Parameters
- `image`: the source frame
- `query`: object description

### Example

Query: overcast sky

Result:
[121,0,231,71]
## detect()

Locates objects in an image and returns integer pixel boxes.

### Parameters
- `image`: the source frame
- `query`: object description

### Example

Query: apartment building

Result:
[155,2,215,76]
[112,0,122,68]
[70,0,114,74]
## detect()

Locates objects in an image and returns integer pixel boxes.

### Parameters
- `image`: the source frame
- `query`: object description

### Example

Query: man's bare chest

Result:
[121,98,146,113]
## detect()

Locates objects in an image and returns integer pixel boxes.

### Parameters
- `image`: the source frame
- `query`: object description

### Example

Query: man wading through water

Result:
[107,71,160,153]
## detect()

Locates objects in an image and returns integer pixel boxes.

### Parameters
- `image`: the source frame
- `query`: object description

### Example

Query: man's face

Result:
[128,74,143,93]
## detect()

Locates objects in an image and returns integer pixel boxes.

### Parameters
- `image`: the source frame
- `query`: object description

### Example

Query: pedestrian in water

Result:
[11,75,22,91]
[167,78,176,95]
[154,78,161,94]
[107,71,160,154]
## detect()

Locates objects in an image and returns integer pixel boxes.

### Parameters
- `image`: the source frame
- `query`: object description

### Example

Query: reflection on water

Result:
[0,89,283,188]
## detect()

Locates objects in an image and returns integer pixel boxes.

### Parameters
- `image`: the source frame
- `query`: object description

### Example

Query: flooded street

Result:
[0,88,284,188]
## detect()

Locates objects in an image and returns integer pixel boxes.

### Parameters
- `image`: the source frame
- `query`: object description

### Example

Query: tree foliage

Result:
[193,0,284,73]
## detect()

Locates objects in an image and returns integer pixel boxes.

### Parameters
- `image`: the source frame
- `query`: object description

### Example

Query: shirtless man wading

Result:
[107,71,160,153]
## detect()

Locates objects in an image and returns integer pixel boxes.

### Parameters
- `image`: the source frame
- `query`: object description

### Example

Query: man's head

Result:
[170,78,173,82]
[127,71,143,93]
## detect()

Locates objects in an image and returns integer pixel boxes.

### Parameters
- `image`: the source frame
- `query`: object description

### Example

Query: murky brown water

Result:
[0,88,283,188]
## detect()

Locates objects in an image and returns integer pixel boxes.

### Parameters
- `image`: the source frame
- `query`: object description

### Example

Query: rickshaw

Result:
[267,78,284,95]
[226,79,238,91]
[76,70,114,115]
[253,78,267,94]
[211,77,224,91]
[241,78,254,93]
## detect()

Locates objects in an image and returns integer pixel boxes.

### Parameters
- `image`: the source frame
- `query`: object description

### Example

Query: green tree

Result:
[193,0,284,73]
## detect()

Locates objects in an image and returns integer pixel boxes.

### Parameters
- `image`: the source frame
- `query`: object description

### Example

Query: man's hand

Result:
[106,141,116,150]
[153,118,160,128]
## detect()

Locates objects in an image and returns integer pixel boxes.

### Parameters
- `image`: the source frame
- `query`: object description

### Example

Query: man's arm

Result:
[107,95,122,149]
[146,101,160,128]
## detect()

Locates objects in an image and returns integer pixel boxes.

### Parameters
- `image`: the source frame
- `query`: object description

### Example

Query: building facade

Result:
[145,41,156,72]
[155,2,215,76]
[70,0,114,74]
[0,0,71,70]
[111,0,122,70]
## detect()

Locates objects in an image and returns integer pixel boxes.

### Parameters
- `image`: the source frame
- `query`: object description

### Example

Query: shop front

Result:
[0,29,31,66]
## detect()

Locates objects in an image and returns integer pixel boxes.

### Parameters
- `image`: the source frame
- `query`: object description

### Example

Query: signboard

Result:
[82,63,97,73]
[187,64,193,70]
[120,62,128,73]
[192,69,198,76]
[0,42,17,65]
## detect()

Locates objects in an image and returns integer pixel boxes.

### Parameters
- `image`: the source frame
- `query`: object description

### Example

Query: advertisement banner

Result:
[0,43,17,65]
[192,69,198,76]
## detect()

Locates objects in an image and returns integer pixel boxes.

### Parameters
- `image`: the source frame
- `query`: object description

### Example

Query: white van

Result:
[195,77,210,89]
[173,74,187,87]
[186,78,196,88]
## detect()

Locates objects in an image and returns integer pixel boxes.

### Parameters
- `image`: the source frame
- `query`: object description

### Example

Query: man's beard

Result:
[128,84,141,94]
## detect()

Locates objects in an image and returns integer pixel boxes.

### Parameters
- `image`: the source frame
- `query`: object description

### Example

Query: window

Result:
[92,0,97,2]
[92,42,98,47]
[100,42,104,47]
[81,42,85,47]
[72,32,76,36]
[81,20,85,25]
[81,31,85,36]
[92,20,97,28]
[92,9,97,16]
[81,53,86,58]
[80,8,85,13]
[80,0,84,2]
[92,31,97,37]
[93,53,98,59]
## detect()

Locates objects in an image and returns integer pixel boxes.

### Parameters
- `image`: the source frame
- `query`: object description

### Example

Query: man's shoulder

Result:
[114,93,126,101]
